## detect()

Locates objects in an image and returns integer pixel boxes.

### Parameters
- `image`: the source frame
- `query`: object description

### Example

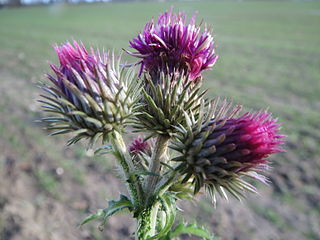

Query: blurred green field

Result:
[0,1,320,240]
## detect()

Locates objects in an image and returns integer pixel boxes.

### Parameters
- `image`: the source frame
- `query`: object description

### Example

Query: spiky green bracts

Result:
[133,70,207,136]
[172,99,284,200]
[39,41,140,146]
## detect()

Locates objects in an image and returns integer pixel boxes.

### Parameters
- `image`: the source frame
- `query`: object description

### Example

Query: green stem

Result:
[145,135,170,202]
[135,135,170,239]
[149,201,161,236]
[154,164,183,197]
[111,131,143,208]
[135,201,161,240]
[136,207,152,240]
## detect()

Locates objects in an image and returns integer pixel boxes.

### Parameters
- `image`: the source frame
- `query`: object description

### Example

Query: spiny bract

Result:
[40,41,140,146]
[172,101,284,199]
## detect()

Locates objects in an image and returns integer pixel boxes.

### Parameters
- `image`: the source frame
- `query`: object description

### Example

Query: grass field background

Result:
[0,1,319,239]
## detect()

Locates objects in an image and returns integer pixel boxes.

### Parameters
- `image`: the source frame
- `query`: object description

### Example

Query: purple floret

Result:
[128,9,218,81]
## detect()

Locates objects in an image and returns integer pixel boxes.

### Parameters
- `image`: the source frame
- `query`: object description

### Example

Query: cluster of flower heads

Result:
[40,9,284,200]
[128,11,283,198]
[128,9,217,81]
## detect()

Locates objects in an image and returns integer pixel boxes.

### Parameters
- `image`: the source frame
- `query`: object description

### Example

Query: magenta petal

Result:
[128,9,217,81]
[129,137,151,155]
[207,112,285,172]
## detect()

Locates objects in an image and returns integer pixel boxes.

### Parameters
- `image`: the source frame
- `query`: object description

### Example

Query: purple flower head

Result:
[206,112,285,172]
[129,136,151,155]
[47,41,105,104]
[55,41,97,74]
[176,110,285,196]
[41,41,138,144]
[128,9,218,81]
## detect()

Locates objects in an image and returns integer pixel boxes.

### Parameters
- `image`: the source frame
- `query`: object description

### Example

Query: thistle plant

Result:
[39,10,284,240]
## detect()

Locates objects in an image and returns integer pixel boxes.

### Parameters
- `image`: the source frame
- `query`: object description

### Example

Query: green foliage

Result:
[137,193,178,240]
[160,223,218,240]
[151,194,177,239]
[131,170,160,177]
[80,194,133,229]
[94,145,113,155]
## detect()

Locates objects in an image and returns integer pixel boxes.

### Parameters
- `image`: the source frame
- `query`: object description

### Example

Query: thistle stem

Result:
[111,131,143,208]
[149,201,161,235]
[135,201,161,240]
[136,207,152,240]
[155,170,180,197]
[145,135,170,202]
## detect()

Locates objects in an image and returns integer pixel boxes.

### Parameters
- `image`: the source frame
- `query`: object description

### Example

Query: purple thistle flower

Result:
[204,112,285,171]
[40,41,139,144]
[128,9,218,81]
[129,136,151,155]
[47,41,105,105]
[55,41,97,74]
[174,110,285,197]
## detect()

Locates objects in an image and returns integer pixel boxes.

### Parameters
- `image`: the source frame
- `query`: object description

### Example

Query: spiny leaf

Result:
[79,209,105,226]
[149,194,177,239]
[94,144,113,155]
[160,222,217,240]
[131,170,160,177]
[79,194,133,227]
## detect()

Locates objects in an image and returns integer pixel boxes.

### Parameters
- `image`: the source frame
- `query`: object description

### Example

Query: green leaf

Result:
[160,223,217,240]
[131,170,160,177]
[160,161,175,171]
[94,144,113,155]
[104,194,133,216]
[80,195,133,227]
[79,209,105,226]
[149,194,177,239]
[171,223,215,239]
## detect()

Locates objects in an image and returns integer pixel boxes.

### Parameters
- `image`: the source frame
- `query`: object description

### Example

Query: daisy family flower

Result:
[48,41,101,106]
[40,41,139,145]
[174,110,285,196]
[128,9,218,81]
[129,136,151,155]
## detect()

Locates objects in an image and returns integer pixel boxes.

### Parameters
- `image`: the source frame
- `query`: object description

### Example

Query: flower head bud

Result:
[127,9,218,82]
[172,103,284,199]
[133,70,206,136]
[40,41,140,145]
[129,136,151,155]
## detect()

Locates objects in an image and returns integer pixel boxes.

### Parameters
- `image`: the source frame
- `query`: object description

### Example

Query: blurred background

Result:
[0,0,319,239]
